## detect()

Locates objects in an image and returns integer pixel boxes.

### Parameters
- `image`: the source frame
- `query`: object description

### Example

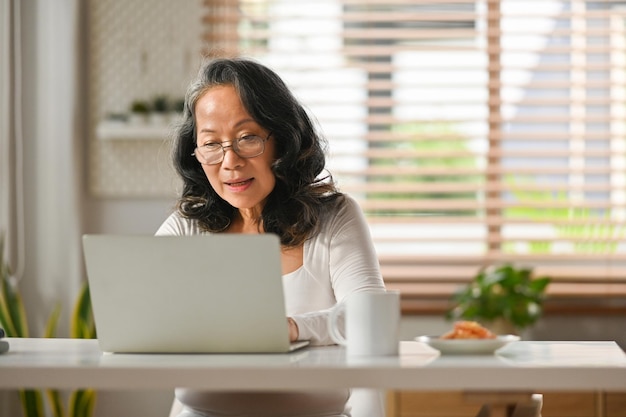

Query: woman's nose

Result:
[221,145,244,168]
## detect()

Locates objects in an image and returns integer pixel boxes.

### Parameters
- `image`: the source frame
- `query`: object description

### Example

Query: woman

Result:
[156,57,386,417]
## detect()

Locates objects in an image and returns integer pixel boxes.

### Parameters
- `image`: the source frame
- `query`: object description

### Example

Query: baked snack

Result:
[440,320,496,339]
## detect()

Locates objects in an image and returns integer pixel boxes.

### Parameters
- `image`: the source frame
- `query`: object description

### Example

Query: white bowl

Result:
[415,334,520,355]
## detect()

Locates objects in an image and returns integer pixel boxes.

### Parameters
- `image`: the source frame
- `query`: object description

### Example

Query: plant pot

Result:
[149,112,168,125]
[128,113,148,125]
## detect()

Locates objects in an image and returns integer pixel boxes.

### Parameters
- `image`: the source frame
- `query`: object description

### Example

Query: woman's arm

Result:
[291,196,385,345]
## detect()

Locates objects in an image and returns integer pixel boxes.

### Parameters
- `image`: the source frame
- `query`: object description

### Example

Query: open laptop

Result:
[82,234,309,354]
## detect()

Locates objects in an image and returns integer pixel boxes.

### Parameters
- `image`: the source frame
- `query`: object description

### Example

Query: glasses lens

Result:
[194,135,267,165]
[195,144,223,165]
[234,135,264,157]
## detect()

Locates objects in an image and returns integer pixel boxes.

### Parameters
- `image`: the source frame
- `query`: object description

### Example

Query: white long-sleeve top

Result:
[155,194,386,345]
[155,195,386,417]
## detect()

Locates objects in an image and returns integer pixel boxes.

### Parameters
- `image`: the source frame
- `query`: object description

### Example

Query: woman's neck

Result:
[228,210,263,234]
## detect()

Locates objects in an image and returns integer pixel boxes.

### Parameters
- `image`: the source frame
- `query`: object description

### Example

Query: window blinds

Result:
[202,0,626,305]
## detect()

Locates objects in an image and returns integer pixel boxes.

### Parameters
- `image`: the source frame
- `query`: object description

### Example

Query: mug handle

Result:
[328,302,347,346]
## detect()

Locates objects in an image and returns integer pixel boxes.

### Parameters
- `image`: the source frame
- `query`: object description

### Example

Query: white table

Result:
[0,338,624,391]
[1,338,625,417]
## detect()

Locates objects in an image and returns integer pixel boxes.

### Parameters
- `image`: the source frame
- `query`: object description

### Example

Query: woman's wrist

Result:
[287,317,299,341]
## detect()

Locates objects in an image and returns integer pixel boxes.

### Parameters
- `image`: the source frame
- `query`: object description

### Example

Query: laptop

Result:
[82,234,309,354]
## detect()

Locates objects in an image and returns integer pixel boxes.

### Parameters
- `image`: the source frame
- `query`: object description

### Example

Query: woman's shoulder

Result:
[155,211,206,236]
[331,193,362,217]
[316,193,365,232]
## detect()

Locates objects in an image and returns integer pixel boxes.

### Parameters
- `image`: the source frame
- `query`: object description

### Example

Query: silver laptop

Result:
[82,234,309,354]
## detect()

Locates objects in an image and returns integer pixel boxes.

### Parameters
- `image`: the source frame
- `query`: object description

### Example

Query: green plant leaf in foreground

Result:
[71,282,96,339]
[45,303,62,338]
[19,390,44,417]
[2,229,97,417]
[46,389,65,417]
[69,389,96,417]
[0,235,29,338]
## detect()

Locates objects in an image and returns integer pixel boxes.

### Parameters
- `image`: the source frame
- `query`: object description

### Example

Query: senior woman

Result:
[156,57,387,417]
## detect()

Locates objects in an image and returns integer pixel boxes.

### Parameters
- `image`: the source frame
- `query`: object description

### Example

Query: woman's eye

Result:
[202,142,221,150]
[239,135,257,143]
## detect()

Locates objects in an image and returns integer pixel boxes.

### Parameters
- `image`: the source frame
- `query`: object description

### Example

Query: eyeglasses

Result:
[192,132,271,165]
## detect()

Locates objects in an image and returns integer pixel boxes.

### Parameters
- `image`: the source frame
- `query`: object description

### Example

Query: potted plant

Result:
[446,263,551,335]
[170,97,185,123]
[0,232,97,417]
[173,98,185,114]
[150,95,169,125]
[129,99,150,125]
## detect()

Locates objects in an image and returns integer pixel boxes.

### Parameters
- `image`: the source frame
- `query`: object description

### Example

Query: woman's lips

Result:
[225,178,253,191]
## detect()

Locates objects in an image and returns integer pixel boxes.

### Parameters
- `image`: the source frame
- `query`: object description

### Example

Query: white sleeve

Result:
[328,196,385,302]
[155,212,203,236]
[294,196,386,345]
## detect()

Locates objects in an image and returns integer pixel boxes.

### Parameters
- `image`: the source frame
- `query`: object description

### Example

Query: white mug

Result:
[328,290,400,357]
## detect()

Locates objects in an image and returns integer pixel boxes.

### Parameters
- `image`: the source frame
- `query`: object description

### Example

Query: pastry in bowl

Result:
[416,321,518,354]
[440,320,496,339]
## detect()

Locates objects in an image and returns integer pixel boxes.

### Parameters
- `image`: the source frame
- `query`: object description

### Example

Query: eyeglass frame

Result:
[192,132,272,165]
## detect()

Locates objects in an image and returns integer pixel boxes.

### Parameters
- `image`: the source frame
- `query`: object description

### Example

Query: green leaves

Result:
[69,389,97,417]
[71,283,96,340]
[447,263,551,330]
[0,234,29,338]
[0,231,97,417]
[19,390,45,417]
[46,389,65,417]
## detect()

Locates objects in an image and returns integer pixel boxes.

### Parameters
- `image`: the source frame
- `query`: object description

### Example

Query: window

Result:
[203,0,626,310]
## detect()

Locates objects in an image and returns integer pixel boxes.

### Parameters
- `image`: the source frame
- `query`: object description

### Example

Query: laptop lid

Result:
[82,234,308,354]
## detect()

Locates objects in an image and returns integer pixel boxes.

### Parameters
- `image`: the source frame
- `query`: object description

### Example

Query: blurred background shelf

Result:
[96,120,177,141]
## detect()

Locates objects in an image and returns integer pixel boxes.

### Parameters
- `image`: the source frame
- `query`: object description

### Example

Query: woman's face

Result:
[194,85,276,214]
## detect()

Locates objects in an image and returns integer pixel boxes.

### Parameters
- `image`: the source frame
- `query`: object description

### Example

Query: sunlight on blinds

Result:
[202,0,626,300]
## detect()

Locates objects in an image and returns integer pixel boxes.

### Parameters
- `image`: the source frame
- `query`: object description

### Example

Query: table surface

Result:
[0,338,625,391]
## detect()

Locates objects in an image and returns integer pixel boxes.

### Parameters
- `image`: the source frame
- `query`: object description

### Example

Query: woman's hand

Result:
[287,317,299,341]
